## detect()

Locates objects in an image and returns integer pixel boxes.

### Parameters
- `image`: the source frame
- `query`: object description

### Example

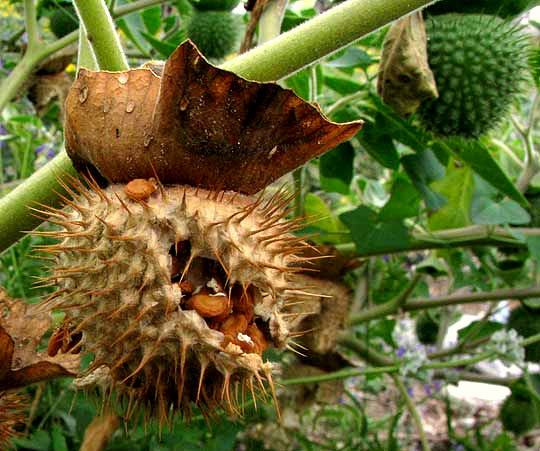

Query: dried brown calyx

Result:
[38,40,362,424]
[64,40,362,194]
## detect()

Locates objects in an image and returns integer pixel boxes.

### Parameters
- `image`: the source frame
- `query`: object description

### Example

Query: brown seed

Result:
[170,255,181,277]
[124,178,157,201]
[178,280,193,294]
[246,324,269,355]
[187,290,228,318]
[232,285,255,322]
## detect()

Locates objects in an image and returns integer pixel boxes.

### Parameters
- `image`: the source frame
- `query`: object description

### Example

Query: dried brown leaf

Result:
[0,293,78,390]
[377,11,438,117]
[65,40,363,194]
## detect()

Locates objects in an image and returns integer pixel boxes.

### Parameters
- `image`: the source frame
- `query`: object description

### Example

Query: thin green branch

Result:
[405,285,540,312]
[392,374,431,451]
[347,274,422,325]
[336,224,540,257]
[23,0,40,51]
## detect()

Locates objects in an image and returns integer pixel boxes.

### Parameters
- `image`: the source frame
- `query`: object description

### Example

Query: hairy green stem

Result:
[23,0,40,52]
[392,374,431,451]
[0,153,78,251]
[0,0,436,253]
[222,0,437,81]
[73,0,128,71]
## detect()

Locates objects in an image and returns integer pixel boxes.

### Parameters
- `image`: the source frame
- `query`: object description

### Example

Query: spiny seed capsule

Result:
[35,175,314,423]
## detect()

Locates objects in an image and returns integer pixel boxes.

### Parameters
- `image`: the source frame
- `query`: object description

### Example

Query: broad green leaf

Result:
[447,139,527,207]
[526,236,540,263]
[324,74,364,95]
[303,193,348,244]
[428,164,474,231]
[378,176,421,221]
[142,6,162,35]
[357,118,400,169]
[175,0,194,16]
[368,95,428,152]
[12,430,51,451]
[472,198,530,225]
[340,206,410,254]
[140,31,177,57]
[284,64,323,100]
[326,46,374,69]
[401,149,446,210]
[51,425,68,451]
[457,320,503,343]
[319,142,355,194]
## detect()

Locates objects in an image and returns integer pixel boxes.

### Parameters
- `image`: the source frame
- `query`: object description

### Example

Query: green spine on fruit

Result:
[187,11,241,59]
[49,5,79,39]
[506,306,540,362]
[418,14,529,139]
[415,312,439,345]
[500,391,539,435]
[426,0,533,18]
[190,0,241,11]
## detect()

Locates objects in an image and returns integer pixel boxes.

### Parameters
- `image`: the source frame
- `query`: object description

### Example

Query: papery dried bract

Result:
[65,40,363,194]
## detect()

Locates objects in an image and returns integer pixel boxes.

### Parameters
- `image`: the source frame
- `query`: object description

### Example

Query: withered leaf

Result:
[377,12,438,117]
[0,293,78,390]
[65,40,363,194]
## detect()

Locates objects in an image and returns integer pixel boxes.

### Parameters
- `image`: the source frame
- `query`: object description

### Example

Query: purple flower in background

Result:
[406,386,413,397]
[35,143,55,159]
[396,346,406,358]
[0,123,7,150]
[424,383,432,397]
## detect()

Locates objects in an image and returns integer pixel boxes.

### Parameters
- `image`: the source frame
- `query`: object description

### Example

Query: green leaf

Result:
[448,139,528,207]
[324,74,364,95]
[357,118,400,169]
[303,193,348,244]
[378,176,421,221]
[526,236,540,263]
[142,6,162,35]
[457,320,503,343]
[319,142,354,194]
[140,31,177,58]
[326,46,374,69]
[284,64,323,100]
[51,424,68,451]
[428,164,474,231]
[530,46,540,88]
[401,149,446,210]
[340,206,410,254]
[12,430,51,451]
[472,198,530,225]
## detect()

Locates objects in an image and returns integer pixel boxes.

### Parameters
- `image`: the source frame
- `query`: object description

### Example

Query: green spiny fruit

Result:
[49,5,79,39]
[500,390,539,435]
[189,0,241,12]
[426,0,534,18]
[418,14,529,139]
[506,305,540,362]
[415,312,440,345]
[36,176,315,423]
[187,11,241,59]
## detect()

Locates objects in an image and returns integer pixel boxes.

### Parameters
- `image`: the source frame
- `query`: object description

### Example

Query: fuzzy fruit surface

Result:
[187,11,241,59]
[39,180,312,420]
[506,305,540,362]
[189,0,241,11]
[418,14,529,139]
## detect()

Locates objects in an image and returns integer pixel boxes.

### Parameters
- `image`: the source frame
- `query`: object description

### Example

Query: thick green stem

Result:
[221,0,437,81]
[0,0,436,253]
[73,0,128,71]
[23,0,40,52]
[0,153,78,251]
